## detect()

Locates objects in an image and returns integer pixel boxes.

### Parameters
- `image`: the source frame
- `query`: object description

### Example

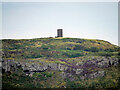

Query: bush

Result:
[85,47,99,52]
[90,47,99,52]
[24,54,43,58]
[73,45,86,50]
[42,72,53,78]
[62,52,83,58]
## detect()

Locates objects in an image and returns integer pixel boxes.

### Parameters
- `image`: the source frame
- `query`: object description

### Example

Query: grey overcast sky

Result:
[2,2,118,45]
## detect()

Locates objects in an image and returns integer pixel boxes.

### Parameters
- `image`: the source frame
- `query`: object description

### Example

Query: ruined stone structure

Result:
[57,29,63,37]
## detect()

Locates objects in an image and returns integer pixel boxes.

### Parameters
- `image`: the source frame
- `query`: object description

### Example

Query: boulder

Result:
[75,69,83,74]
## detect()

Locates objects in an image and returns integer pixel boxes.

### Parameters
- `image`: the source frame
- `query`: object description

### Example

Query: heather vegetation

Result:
[2,38,120,89]
[2,38,118,59]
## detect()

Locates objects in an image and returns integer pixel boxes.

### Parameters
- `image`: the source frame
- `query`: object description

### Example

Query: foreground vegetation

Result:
[2,65,120,89]
[2,37,120,89]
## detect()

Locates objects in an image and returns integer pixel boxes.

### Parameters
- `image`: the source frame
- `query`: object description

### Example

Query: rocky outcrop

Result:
[2,56,119,80]
[95,57,118,67]
[75,69,83,74]
[76,57,118,68]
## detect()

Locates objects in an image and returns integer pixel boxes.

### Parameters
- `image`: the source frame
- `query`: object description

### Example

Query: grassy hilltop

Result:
[2,37,120,89]
[2,37,118,59]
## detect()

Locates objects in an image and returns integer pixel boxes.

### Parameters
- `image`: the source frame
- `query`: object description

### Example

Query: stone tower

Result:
[57,29,63,37]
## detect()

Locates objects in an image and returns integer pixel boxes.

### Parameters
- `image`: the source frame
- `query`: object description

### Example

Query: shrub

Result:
[85,47,99,52]
[73,45,86,50]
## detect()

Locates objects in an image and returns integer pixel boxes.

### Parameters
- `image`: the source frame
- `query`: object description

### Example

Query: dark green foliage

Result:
[42,72,53,78]
[66,80,84,88]
[89,47,99,52]
[66,80,77,88]
[63,52,83,58]
[33,72,53,79]
[105,47,118,52]
[23,54,43,58]
[2,72,43,89]
[33,73,47,80]
[73,45,85,50]
[66,48,71,50]
[85,47,99,52]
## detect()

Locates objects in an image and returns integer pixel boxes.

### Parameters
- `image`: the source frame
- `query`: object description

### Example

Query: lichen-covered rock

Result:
[61,72,66,78]
[75,69,83,74]
[89,71,105,79]
[76,61,84,66]
[2,56,119,80]
[58,64,68,71]
[65,73,76,81]
[80,76,85,80]
[96,57,118,67]
[48,63,58,70]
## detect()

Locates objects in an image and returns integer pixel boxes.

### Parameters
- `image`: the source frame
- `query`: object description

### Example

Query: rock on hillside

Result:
[2,56,118,80]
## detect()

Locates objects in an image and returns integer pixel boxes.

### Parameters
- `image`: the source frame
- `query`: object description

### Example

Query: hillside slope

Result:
[1,38,120,89]
[2,38,118,59]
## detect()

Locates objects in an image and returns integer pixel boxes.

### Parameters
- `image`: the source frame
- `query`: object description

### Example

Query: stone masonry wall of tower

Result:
[57,29,63,37]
